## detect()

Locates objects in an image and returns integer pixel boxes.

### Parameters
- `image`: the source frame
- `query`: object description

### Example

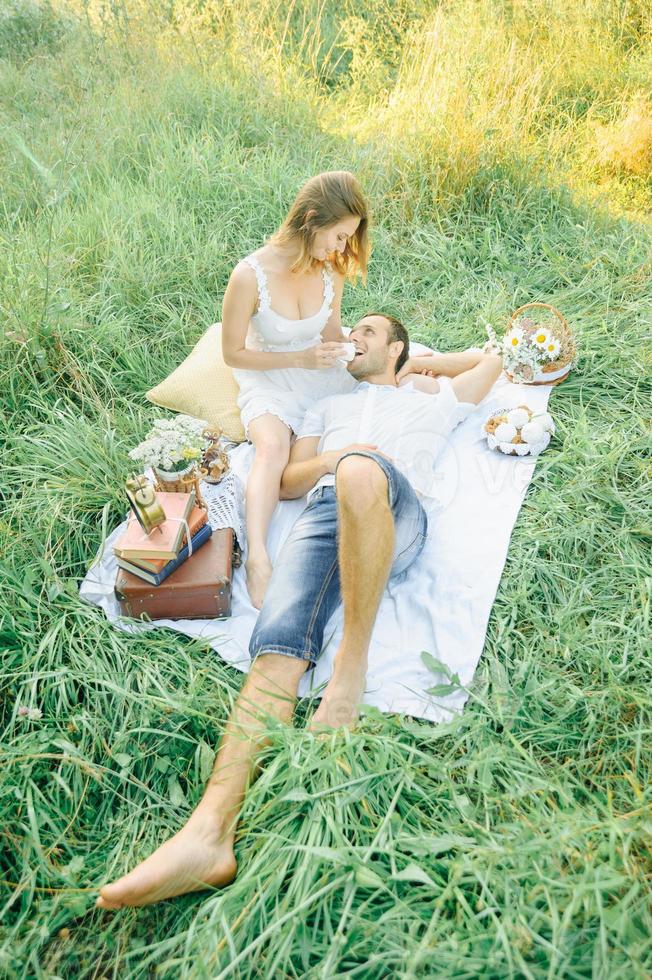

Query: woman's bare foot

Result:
[308,664,367,732]
[96,812,237,910]
[245,554,273,610]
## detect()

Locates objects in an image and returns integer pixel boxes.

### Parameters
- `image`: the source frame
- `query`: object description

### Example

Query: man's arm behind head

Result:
[451,353,504,405]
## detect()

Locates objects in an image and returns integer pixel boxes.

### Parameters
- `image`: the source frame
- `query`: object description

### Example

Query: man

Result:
[96,314,503,910]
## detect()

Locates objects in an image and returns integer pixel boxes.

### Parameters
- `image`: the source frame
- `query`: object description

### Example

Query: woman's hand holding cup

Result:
[296,342,348,370]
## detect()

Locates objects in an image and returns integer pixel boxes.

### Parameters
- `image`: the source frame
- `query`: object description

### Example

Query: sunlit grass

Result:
[1,0,650,976]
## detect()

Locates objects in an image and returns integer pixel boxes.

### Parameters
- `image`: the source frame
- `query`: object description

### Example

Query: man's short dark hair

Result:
[362,311,410,374]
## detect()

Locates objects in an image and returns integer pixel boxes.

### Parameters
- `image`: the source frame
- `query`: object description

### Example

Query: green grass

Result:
[1,1,651,976]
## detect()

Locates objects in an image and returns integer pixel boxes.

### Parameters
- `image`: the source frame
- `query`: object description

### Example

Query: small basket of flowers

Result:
[486,302,576,385]
[128,415,229,505]
[483,405,555,457]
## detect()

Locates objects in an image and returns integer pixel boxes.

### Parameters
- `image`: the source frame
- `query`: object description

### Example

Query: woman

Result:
[221,171,370,608]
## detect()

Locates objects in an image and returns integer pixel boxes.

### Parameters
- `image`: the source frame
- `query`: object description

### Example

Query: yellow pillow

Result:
[146,322,246,443]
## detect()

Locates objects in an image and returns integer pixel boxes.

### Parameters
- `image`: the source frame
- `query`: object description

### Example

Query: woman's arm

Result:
[320,269,347,343]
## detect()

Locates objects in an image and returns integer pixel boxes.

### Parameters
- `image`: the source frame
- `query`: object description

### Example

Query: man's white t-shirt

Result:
[297,376,477,501]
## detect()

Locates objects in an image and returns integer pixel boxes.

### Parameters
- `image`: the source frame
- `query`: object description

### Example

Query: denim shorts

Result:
[249,450,428,669]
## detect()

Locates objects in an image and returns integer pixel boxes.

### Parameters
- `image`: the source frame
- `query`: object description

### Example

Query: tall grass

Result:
[1,1,651,976]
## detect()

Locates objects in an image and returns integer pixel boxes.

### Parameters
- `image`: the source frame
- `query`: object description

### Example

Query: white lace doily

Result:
[200,470,245,550]
[144,464,245,551]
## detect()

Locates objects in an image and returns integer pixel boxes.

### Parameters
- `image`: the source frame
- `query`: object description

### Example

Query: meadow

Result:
[1,0,651,976]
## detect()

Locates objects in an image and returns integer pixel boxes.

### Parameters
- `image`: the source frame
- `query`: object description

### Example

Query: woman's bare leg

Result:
[245,414,292,609]
[96,652,308,910]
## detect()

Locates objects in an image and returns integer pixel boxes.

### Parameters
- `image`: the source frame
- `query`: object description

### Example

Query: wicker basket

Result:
[505,303,576,386]
[152,464,208,509]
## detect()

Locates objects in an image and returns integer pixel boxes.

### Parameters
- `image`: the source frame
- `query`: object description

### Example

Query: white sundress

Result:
[231,253,357,438]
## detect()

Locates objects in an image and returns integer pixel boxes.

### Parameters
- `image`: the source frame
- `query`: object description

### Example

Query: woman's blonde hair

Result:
[268,171,369,280]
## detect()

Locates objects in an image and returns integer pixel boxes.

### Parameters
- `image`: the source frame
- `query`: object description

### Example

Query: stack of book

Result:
[114,489,212,585]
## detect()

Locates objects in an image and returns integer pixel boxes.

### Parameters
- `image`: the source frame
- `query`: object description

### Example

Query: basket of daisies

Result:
[486,302,576,385]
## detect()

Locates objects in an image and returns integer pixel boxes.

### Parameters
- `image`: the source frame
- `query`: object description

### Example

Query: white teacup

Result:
[338,342,356,364]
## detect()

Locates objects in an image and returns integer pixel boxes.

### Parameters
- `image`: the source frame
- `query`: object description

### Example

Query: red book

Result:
[114,491,203,562]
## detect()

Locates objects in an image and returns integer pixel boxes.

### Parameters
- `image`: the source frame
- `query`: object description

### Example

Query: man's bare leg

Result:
[96,653,308,909]
[309,456,394,731]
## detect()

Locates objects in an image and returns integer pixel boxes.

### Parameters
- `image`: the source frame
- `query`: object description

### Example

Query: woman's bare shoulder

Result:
[223,261,258,317]
[229,260,258,287]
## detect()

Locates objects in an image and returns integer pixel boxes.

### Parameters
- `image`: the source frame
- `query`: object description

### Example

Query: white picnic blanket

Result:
[80,369,553,724]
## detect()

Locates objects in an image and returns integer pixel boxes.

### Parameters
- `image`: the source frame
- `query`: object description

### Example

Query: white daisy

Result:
[544,337,560,359]
[504,327,524,351]
[533,328,551,350]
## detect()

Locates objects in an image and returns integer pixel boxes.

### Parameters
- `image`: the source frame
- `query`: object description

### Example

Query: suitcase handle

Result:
[232,537,242,569]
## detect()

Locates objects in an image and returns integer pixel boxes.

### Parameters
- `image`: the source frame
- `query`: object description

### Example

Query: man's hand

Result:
[399,349,499,382]
[396,355,436,384]
[281,440,394,500]
[321,444,393,473]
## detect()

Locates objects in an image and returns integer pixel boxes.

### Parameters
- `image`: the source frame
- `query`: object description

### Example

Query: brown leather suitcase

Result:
[115,529,235,620]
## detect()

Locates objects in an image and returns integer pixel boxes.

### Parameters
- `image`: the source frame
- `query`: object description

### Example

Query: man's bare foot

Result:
[96,812,237,910]
[308,665,367,732]
[245,554,273,610]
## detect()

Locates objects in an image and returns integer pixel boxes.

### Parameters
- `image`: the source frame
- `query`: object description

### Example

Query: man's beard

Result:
[348,349,389,380]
